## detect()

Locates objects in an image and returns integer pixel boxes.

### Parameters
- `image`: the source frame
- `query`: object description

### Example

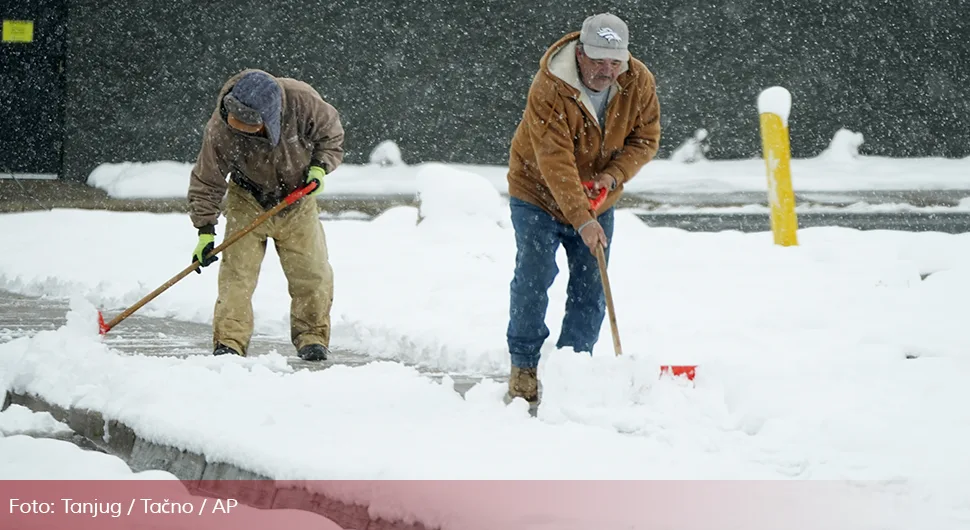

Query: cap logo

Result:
[597,27,622,42]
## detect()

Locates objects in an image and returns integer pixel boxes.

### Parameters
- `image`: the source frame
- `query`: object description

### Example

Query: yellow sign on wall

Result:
[3,20,34,43]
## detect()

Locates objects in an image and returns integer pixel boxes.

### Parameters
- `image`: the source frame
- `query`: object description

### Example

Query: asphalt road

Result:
[635,211,970,234]
[0,290,485,395]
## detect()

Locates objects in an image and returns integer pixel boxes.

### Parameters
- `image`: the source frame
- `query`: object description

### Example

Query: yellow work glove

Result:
[306,166,325,196]
[192,233,218,273]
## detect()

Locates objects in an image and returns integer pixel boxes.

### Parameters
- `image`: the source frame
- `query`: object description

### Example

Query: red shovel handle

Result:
[584,181,607,211]
[285,179,318,204]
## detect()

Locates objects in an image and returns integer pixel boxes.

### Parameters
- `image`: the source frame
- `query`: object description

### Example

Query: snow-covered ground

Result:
[2,140,969,528]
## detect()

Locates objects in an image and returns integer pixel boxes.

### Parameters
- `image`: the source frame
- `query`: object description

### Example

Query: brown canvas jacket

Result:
[507,32,661,230]
[187,69,344,231]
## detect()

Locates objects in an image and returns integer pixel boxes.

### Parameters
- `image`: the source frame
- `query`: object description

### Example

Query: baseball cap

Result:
[223,93,263,126]
[579,13,630,62]
[222,71,283,146]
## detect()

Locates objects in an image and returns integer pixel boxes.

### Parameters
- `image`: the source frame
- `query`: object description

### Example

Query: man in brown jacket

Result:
[505,13,661,403]
[187,68,344,362]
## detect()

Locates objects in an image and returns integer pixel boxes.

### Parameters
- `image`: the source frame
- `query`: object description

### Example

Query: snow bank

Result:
[819,128,866,162]
[369,139,405,166]
[669,128,710,163]
[87,161,192,199]
[82,140,970,200]
[415,162,511,230]
[0,405,71,437]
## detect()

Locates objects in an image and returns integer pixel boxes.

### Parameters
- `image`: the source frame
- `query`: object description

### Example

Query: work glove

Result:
[192,233,218,273]
[306,165,325,196]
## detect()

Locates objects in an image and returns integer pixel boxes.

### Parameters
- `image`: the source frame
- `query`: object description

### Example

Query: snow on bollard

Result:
[757,86,799,247]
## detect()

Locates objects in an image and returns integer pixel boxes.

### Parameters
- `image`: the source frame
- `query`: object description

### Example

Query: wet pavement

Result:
[0,290,485,395]
[635,211,970,233]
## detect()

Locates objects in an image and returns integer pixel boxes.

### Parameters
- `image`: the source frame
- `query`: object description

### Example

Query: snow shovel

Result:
[97,180,320,336]
[584,181,697,381]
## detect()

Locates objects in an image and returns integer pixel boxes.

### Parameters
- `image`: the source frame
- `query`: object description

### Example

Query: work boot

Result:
[213,343,241,357]
[507,366,538,403]
[298,343,329,361]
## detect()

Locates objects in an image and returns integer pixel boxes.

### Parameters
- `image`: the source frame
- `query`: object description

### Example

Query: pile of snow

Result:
[87,161,191,199]
[369,139,405,166]
[0,404,71,438]
[415,163,511,230]
[819,128,867,162]
[669,128,710,163]
[0,433,178,481]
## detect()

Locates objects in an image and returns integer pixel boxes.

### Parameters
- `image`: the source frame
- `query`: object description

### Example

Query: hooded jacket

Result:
[507,32,661,230]
[187,69,345,232]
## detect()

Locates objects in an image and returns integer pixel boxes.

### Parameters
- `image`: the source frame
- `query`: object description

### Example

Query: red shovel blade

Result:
[97,310,108,336]
[659,365,697,381]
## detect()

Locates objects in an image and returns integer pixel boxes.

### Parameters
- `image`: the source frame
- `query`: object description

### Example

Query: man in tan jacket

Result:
[187,69,344,362]
[505,13,661,403]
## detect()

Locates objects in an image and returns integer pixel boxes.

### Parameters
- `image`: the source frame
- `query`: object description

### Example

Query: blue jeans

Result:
[507,197,614,368]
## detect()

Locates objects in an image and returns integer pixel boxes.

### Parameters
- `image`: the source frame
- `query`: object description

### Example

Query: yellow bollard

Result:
[757,87,798,246]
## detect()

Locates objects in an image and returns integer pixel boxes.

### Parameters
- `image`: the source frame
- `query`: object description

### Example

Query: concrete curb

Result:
[3,390,435,530]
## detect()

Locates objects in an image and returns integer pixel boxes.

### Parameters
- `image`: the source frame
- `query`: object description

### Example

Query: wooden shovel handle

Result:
[100,181,318,334]
[595,243,623,356]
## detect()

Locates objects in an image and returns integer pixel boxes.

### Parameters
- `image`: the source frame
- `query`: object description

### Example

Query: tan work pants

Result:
[213,182,334,355]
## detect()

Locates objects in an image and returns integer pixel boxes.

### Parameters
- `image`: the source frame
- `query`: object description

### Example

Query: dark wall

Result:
[63,0,970,182]
[1,0,67,175]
